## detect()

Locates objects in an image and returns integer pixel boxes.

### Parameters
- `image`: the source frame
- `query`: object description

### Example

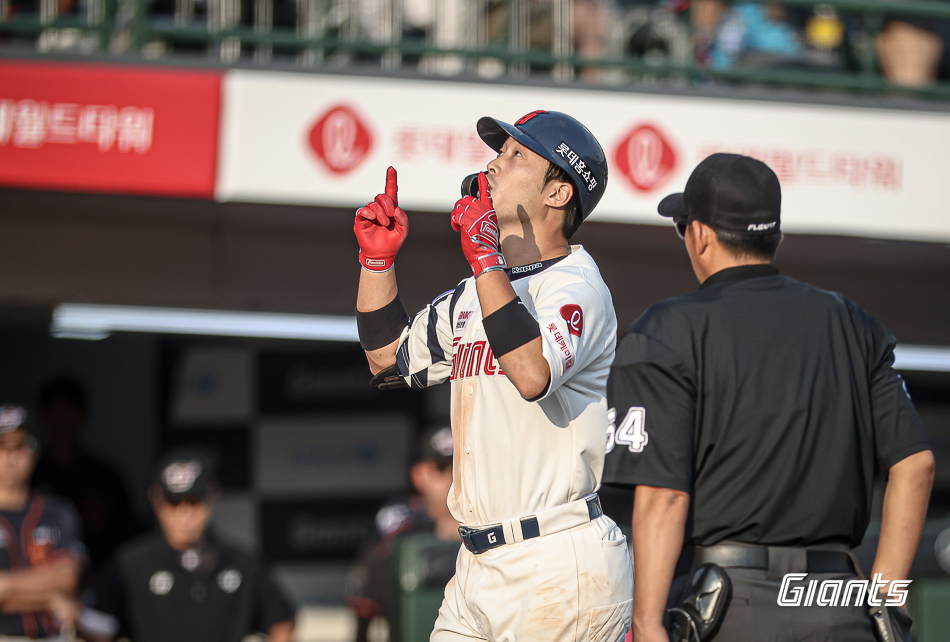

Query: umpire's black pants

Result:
[673,547,880,642]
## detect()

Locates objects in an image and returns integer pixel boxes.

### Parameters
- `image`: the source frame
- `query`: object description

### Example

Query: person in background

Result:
[707,1,804,69]
[348,425,459,642]
[89,448,295,642]
[0,404,86,640]
[31,377,139,580]
[876,18,944,87]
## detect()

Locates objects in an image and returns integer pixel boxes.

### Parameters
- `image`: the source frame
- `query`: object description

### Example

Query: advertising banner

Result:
[218,71,950,242]
[255,414,412,496]
[0,60,220,198]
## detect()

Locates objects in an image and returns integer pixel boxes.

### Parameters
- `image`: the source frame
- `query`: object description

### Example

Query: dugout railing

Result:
[1,0,950,99]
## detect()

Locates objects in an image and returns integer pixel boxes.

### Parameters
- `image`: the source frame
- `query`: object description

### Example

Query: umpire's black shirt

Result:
[95,530,295,642]
[603,264,930,548]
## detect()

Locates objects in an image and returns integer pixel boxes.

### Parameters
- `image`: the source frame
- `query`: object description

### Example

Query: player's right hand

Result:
[451,172,506,277]
[354,166,408,272]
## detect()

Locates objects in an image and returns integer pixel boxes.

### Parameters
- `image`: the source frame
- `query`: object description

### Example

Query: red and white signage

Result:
[614,123,678,193]
[217,71,950,243]
[0,60,221,198]
[308,104,374,174]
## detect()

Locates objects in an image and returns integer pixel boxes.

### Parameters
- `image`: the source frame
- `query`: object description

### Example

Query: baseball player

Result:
[0,404,86,639]
[353,110,633,642]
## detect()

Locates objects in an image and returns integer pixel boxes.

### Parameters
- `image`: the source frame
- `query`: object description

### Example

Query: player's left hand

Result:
[354,166,408,272]
[451,172,507,277]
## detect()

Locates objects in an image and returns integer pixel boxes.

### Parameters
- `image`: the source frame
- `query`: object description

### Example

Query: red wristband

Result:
[473,252,507,277]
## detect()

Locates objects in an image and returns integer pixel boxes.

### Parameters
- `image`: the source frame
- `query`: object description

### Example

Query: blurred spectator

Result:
[688,0,727,65]
[0,404,86,639]
[31,377,140,581]
[877,19,944,86]
[347,425,458,642]
[351,0,468,74]
[486,0,610,79]
[708,2,804,69]
[89,448,295,642]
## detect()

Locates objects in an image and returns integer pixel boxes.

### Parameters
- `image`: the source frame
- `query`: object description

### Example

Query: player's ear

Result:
[545,180,573,210]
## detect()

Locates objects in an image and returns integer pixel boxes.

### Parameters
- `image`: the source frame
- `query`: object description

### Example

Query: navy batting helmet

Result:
[477,110,608,221]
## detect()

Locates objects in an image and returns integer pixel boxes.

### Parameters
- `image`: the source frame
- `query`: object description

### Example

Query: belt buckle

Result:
[586,494,603,520]
[458,525,476,553]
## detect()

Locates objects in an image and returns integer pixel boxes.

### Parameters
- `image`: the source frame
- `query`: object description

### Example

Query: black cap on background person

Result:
[658,153,782,235]
[147,448,221,554]
[417,425,453,468]
[152,448,220,504]
[657,153,784,280]
[0,404,38,452]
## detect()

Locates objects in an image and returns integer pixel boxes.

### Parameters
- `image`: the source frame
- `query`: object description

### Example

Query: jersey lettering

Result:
[605,407,617,453]
[545,323,575,371]
[614,407,648,453]
[468,341,486,377]
[452,341,504,380]
[483,347,498,376]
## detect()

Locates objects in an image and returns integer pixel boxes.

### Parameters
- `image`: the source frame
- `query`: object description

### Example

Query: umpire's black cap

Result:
[154,448,218,502]
[658,153,781,235]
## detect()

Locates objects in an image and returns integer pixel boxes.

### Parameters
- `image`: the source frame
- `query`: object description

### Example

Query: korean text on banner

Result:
[0,60,221,198]
[218,71,950,243]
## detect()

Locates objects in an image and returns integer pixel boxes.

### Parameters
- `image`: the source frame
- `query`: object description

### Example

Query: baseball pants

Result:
[707,568,879,641]
[673,546,881,642]
[430,514,633,642]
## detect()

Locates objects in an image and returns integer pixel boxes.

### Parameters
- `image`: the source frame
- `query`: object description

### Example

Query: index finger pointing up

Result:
[477,171,491,205]
[385,166,398,205]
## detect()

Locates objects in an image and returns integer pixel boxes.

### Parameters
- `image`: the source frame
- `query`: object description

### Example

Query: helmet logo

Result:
[308,105,373,174]
[614,124,676,192]
[515,110,547,126]
[555,141,598,193]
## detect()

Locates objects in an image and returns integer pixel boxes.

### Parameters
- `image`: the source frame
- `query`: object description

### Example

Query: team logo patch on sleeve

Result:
[559,305,584,337]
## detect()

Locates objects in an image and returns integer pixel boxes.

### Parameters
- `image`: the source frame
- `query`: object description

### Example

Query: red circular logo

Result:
[308,105,373,174]
[560,304,584,337]
[614,124,677,193]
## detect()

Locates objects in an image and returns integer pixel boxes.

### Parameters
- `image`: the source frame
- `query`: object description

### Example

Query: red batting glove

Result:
[354,166,408,272]
[451,172,507,277]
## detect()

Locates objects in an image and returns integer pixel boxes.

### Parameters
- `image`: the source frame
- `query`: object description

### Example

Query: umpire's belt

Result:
[459,494,603,555]
[694,542,854,574]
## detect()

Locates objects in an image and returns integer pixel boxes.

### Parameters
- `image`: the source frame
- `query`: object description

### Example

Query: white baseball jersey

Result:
[396,245,617,526]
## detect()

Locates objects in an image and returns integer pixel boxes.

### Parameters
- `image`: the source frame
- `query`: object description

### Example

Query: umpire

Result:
[603,153,934,642]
